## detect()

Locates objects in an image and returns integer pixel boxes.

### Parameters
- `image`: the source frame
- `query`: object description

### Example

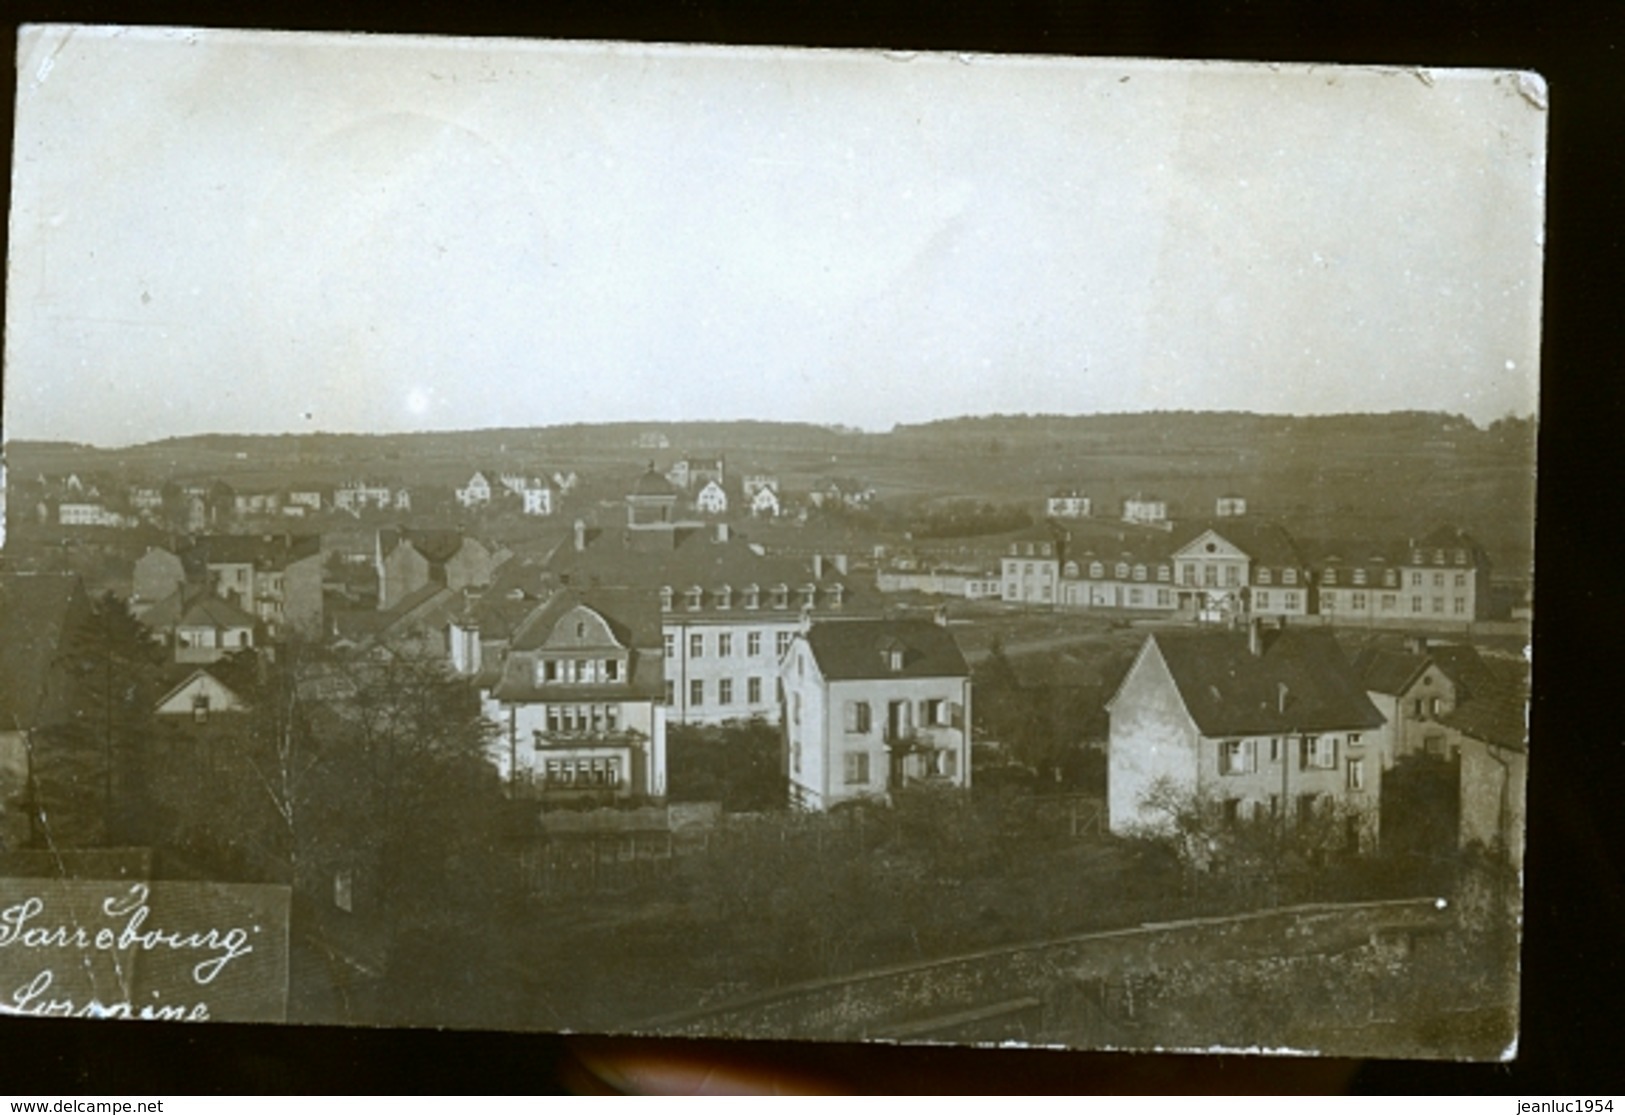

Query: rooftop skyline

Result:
[6,28,1546,447]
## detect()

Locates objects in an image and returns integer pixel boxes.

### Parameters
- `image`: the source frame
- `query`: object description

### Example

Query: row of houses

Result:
[1106,622,1528,869]
[1045,491,1248,523]
[990,520,1493,627]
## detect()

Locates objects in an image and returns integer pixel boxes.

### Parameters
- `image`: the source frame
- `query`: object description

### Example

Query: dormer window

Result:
[1322,569,1337,586]
[1257,569,1273,585]
[1156,565,1171,582]
[659,586,673,612]
[1089,562,1104,579]
[1385,569,1399,587]
[1454,549,1467,565]
[1063,561,1079,578]
[685,586,703,611]
[1115,562,1129,580]
[827,583,845,608]
[716,585,732,610]
[1352,569,1367,586]
[744,584,760,610]
[1133,564,1147,582]
[798,584,817,610]
[1283,568,1298,586]
[772,584,789,609]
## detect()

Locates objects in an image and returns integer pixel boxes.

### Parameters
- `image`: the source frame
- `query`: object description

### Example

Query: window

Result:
[1025,563,1035,576]
[1411,572,1423,587]
[776,631,792,658]
[1203,564,1217,586]
[844,751,871,785]
[1222,798,1241,826]
[719,678,733,705]
[1411,596,1423,613]
[542,660,558,682]
[690,680,704,707]
[1433,572,1445,589]
[1157,565,1171,582]
[717,585,731,610]
[1282,568,1298,586]
[1454,597,1467,615]
[744,585,760,609]
[747,676,762,705]
[943,750,958,778]
[719,633,733,657]
[1322,569,1337,586]
[1351,592,1367,611]
[747,632,762,657]
[1347,757,1366,791]
[1283,592,1300,610]
[1157,589,1172,607]
[792,740,801,774]
[689,633,704,659]
[604,658,620,681]
[1455,572,1467,588]
[772,585,789,609]
[1381,593,1397,611]
[1255,590,1271,609]
[845,701,872,734]
[664,633,675,658]
[791,692,800,725]
[686,586,703,611]
[1091,562,1105,579]
[1257,568,1272,586]
[1219,739,1255,775]
[1225,565,1239,586]
[1352,568,1367,586]
[192,694,210,724]
[1300,735,1337,770]
[1298,793,1322,823]
[1129,588,1143,606]
[1322,592,1336,612]
[1269,737,1281,762]
[664,680,674,706]
[659,586,673,611]
[921,698,946,726]
[1432,597,1444,614]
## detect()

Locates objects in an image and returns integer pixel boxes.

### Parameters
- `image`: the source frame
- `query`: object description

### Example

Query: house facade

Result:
[1059,544,1179,613]
[1001,527,1063,606]
[1397,527,1492,625]
[1106,626,1389,850]
[1122,494,1169,527]
[694,479,729,516]
[454,586,667,801]
[375,529,506,611]
[196,533,324,638]
[781,618,972,811]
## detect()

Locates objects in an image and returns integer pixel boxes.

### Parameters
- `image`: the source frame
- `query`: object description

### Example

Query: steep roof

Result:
[178,594,259,630]
[379,527,478,567]
[0,573,90,730]
[1170,519,1306,570]
[487,587,664,703]
[1146,627,1385,737]
[1352,646,1430,697]
[805,620,969,681]
[1437,657,1529,752]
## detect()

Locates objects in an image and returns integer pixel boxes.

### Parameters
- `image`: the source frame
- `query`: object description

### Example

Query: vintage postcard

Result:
[1,26,1543,1060]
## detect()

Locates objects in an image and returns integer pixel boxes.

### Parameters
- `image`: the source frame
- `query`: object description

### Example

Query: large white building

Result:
[781,618,972,811]
[545,467,868,726]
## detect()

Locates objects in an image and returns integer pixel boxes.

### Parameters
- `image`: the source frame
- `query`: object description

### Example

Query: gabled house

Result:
[1433,648,1528,870]
[1353,640,1459,760]
[782,618,972,811]
[1308,541,1407,625]
[1106,625,1388,850]
[694,478,729,516]
[375,529,507,612]
[451,579,667,801]
[153,666,251,721]
[748,485,781,519]
[193,533,324,638]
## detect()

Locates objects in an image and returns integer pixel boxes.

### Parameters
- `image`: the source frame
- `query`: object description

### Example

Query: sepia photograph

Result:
[1,23,1545,1071]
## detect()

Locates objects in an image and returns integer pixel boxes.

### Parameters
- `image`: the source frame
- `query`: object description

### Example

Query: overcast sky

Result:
[6,27,1546,447]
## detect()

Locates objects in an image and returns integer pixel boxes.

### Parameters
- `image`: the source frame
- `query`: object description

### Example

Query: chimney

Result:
[1277,682,1290,713]
[833,553,848,575]
[573,519,586,552]
[813,553,824,580]
[1406,634,1429,656]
